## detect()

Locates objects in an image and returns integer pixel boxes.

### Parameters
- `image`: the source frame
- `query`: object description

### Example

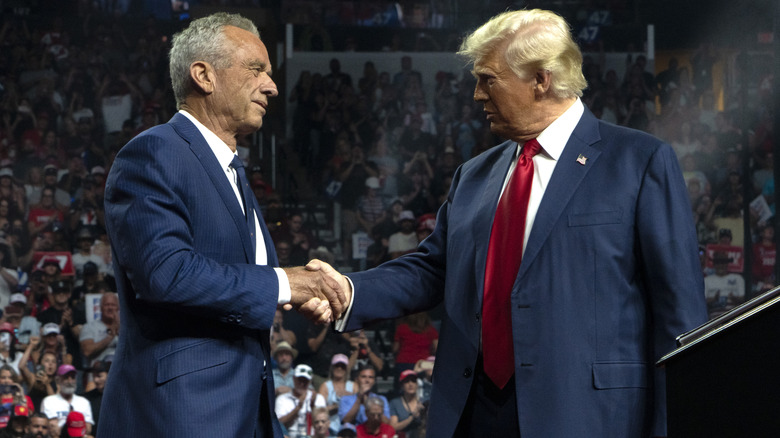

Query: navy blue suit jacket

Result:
[343,109,708,437]
[100,113,283,437]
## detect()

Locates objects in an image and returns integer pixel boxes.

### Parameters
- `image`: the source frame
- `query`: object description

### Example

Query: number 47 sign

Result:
[578,25,600,43]
[577,10,612,43]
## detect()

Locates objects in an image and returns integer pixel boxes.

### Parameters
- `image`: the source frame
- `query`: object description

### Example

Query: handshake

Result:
[282,259,352,325]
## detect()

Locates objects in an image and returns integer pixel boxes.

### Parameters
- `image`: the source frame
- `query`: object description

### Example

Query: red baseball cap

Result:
[399,369,418,382]
[66,411,86,437]
[12,404,29,417]
[416,213,436,232]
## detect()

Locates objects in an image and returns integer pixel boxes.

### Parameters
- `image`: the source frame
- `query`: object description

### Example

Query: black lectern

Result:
[657,286,780,437]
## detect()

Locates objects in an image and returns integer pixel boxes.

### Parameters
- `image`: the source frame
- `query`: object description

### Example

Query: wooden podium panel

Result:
[657,287,780,437]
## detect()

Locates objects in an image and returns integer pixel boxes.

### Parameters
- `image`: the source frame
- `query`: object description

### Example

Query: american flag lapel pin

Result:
[576,154,587,165]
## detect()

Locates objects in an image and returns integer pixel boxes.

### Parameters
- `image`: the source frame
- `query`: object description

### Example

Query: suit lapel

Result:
[472,141,518,308]
[516,109,602,283]
[169,114,256,262]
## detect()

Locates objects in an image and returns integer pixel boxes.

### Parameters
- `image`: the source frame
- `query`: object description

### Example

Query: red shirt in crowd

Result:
[28,208,64,229]
[753,242,776,280]
[394,323,438,365]
[357,422,396,438]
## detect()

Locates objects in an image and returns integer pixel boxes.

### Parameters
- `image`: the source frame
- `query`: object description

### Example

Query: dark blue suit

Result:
[343,108,707,437]
[100,113,283,437]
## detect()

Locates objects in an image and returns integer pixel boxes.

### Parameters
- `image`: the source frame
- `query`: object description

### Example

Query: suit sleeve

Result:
[636,143,708,436]
[104,133,278,331]
[341,165,459,331]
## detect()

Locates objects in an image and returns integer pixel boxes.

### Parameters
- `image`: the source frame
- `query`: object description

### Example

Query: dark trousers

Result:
[453,356,520,438]
[256,377,278,438]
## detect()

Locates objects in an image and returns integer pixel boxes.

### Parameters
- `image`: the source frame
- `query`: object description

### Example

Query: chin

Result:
[240,121,264,135]
[488,126,509,140]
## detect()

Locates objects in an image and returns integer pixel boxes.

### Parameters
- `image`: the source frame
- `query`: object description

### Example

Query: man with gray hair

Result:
[356,396,395,438]
[100,12,347,437]
[41,364,93,433]
[79,292,120,372]
[313,8,707,438]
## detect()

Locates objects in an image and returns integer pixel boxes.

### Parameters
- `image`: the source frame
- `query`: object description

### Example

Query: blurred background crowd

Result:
[0,0,775,436]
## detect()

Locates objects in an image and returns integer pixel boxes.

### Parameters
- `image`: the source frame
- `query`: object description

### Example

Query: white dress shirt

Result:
[179,110,291,304]
[501,98,585,255]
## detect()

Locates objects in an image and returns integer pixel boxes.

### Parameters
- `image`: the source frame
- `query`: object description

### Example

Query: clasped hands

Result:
[282,259,351,324]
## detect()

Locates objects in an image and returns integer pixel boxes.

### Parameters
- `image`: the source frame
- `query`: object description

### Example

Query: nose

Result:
[473,84,487,102]
[263,77,279,97]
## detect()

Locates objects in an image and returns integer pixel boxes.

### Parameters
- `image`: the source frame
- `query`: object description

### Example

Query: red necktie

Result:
[482,138,541,389]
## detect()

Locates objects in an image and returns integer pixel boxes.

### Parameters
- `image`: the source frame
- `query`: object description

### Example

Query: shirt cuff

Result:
[274,267,291,305]
[334,276,355,332]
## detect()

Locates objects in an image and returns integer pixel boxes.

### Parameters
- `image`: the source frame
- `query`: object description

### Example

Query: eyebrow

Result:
[471,67,494,78]
[245,59,272,76]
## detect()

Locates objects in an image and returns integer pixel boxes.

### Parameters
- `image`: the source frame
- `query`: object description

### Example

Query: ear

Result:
[189,61,216,95]
[534,70,553,95]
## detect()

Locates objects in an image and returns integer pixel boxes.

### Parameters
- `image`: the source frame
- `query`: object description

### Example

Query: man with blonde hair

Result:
[313,8,706,438]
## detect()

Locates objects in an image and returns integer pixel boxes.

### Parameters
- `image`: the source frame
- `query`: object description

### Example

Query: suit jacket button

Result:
[463,368,472,378]
[475,313,480,321]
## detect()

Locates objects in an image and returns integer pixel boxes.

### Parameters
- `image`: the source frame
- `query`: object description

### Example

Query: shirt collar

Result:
[179,110,237,171]
[533,98,585,161]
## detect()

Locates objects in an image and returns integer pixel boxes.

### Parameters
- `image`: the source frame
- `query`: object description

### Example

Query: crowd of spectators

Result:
[0,4,775,438]
[0,7,173,438]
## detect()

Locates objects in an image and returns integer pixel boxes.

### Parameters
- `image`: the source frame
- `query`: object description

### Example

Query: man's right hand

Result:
[295,297,332,325]
[358,384,371,402]
[62,307,73,326]
[305,259,352,313]
[284,265,347,321]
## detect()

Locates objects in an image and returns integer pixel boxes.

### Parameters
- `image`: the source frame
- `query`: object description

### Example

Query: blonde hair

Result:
[458,9,587,99]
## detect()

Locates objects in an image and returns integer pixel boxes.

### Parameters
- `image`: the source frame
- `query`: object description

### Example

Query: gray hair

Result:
[365,395,385,410]
[169,12,260,109]
[101,291,119,304]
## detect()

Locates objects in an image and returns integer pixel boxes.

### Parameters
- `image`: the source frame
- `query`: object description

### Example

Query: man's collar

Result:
[535,98,584,161]
[179,110,237,171]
